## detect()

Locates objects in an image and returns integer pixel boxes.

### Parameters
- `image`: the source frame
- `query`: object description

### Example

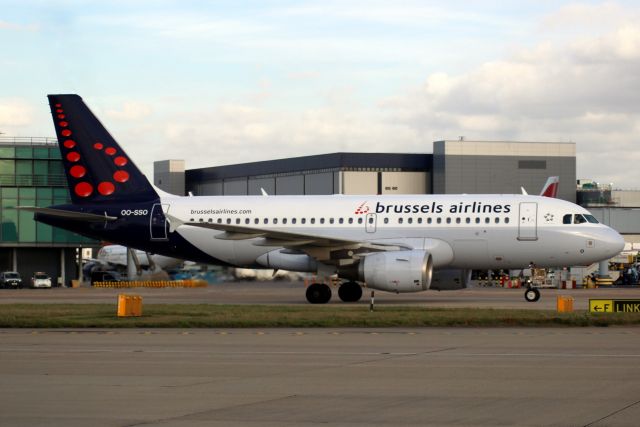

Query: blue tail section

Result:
[48,94,158,204]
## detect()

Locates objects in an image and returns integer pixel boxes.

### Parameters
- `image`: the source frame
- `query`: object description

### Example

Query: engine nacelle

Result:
[430,269,472,290]
[255,250,317,272]
[358,250,433,293]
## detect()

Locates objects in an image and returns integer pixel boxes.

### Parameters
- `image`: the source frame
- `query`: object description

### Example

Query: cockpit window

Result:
[563,214,572,224]
[584,214,599,224]
[574,214,587,224]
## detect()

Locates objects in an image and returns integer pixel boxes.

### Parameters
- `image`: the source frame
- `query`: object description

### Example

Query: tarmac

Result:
[2,283,640,426]
[1,281,640,311]
[1,327,640,426]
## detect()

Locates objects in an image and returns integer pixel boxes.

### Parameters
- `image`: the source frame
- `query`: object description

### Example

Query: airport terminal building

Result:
[0,137,96,285]
[156,140,577,202]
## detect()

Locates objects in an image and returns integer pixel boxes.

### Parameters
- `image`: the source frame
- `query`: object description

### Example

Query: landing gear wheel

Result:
[338,281,363,303]
[306,283,332,304]
[524,287,540,302]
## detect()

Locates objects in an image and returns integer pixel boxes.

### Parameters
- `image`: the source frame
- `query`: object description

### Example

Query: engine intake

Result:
[358,250,433,293]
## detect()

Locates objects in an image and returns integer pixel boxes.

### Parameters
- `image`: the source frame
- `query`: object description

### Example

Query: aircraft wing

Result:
[168,215,406,262]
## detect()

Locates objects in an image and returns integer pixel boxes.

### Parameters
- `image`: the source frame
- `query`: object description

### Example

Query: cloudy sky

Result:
[1,0,639,188]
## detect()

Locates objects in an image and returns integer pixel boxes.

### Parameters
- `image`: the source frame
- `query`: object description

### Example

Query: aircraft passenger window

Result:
[244,218,249,224]
[384,218,389,224]
[505,217,510,224]
[301,218,306,224]
[226,218,231,224]
[408,218,413,224]
[320,218,325,224]
[273,218,278,224]
[455,218,461,224]
[339,218,344,224]
[437,218,442,224]
[254,218,259,224]
[311,218,315,224]
[466,218,471,224]
[475,218,480,224]
[348,218,354,224]
[217,218,222,224]
[236,218,241,224]
[495,217,500,223]
[282,218,288,224]
[264,218,268,224]
[190,218,194,222]
[574,214,587,224]
[585,215,599,224]
[427,218,432,224]
[292,218,297,224]
[398,218,404,224]
[208,218,213,223]
[329,218,334,224]
[563,214,572,224]
[485,217,490,224]
[358,218,363,224]
[199,218,204,222]
[417,218,422,224]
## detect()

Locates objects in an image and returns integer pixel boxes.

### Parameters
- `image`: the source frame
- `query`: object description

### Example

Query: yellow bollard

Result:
[556,295,574,313]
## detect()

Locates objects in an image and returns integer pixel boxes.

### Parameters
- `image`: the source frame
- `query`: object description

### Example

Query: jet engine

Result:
[256,250,317,272]
[358,250,433,293]
[430,269,472,290]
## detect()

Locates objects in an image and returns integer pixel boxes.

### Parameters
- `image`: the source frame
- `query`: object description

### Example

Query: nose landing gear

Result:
[524,287,540,302]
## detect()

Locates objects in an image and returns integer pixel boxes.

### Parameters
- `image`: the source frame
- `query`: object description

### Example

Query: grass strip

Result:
[1,304,640,328]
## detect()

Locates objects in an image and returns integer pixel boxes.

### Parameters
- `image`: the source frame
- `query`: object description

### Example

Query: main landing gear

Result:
[305,281,364,304]
[306,283,332,304]
[524,287,540,302]
[338,281,362,303]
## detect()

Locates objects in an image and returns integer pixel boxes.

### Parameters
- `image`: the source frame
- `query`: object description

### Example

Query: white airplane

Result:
[29,95,625,304]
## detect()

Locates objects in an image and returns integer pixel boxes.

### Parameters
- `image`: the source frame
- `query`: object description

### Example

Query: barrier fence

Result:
[93,279,208,289]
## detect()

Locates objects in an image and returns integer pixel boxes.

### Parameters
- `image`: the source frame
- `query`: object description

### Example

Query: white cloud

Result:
[0,20,38,32]
[106,101,153,121]
[0,98,34,129]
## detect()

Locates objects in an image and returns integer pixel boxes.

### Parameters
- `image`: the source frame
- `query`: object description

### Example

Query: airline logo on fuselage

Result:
[360,201,512,214]
[354,202,370,215]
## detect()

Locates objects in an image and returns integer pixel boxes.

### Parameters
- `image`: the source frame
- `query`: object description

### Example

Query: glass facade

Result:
[0,139,95,246]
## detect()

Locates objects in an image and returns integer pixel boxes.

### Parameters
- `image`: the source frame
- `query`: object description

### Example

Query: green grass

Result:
[1,304,640,328]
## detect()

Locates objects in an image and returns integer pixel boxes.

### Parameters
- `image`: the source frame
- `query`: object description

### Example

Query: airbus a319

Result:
[23,95,624,303]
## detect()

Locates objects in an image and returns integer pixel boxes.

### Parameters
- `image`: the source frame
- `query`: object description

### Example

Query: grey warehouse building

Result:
[155,140,577,202]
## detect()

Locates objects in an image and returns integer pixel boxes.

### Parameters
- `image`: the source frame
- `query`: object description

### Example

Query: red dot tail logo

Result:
[354,202,370,215]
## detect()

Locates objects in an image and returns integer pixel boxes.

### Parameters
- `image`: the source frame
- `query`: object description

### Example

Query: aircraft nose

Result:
[602,227,625,257]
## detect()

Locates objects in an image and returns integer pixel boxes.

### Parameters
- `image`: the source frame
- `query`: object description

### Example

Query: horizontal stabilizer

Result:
[17,206,117,222]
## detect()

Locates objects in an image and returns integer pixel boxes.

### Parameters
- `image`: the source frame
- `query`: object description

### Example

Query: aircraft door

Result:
[150,203,169,240]
[365,213,377,233]
[518,202,538,241]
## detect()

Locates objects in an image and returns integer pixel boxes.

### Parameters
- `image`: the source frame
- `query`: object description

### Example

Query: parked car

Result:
[0,271,23,289]
[31,272,52,288]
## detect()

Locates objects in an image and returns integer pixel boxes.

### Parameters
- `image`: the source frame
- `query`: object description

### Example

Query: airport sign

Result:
[589,299,640,313]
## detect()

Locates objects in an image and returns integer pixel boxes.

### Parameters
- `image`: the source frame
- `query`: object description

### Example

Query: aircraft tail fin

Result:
[539,176,559,198]
[47,94,158,204]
